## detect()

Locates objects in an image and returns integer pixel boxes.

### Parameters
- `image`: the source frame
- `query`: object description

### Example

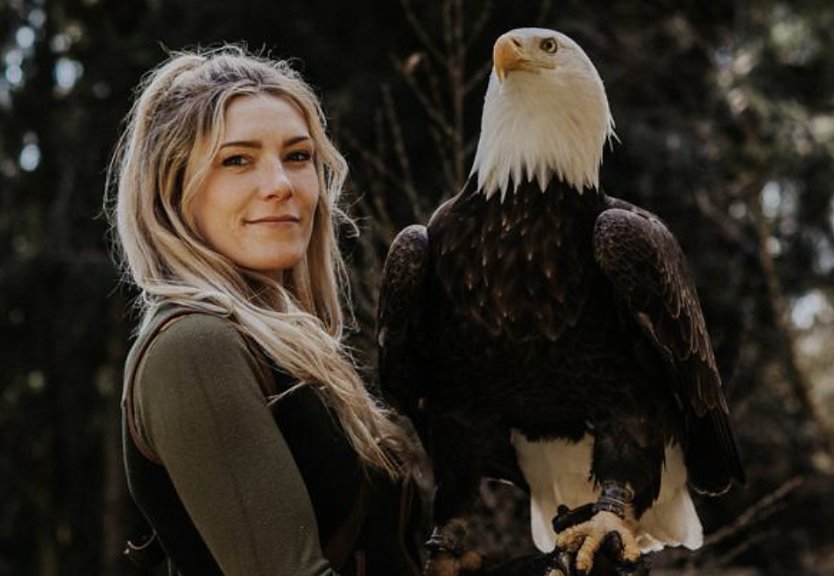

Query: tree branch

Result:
[399,0,446,66]
[391,55,455,139]
[464,59,493,96]
[466,0,494,50]
[750,192,834,460]
[702,476,804,550]
[381,84,424,221]
[342,130,415,202]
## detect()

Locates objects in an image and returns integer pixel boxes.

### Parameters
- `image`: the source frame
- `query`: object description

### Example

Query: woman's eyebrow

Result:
[284,135,313,146]
[219,135,312,149]
[219,140,261,149]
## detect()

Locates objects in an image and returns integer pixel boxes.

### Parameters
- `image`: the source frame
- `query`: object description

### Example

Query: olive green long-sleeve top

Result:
[130,313,339,576]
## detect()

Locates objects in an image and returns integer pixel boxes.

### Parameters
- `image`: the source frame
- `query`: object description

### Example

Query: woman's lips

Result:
[246,215,300,225]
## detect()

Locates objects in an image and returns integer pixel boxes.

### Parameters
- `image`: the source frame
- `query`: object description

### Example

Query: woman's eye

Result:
[286,150,313,163]
[540,38,558,54]
[221,155,249,167]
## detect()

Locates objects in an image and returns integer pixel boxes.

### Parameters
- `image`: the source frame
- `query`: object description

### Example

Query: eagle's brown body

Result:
[379,173,743,525]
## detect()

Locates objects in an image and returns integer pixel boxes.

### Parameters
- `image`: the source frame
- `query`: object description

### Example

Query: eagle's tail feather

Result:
[635,445,703,551]
[686,410,745,496]
[513,433,703,554]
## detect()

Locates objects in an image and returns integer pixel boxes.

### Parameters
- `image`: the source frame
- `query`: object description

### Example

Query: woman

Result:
[106,46,421,576]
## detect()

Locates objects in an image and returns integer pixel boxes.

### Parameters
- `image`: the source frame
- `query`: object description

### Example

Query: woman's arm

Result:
[133,313,338,576]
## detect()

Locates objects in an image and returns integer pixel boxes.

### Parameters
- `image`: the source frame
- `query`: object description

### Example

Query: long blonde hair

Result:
[107,46,412,478]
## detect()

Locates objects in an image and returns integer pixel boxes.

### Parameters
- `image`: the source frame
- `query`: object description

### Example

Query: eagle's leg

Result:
[423,412,523,575]
[424,480,483,576]
[424,517,482,576]
[423,425,484,576]
[553,481,643,575]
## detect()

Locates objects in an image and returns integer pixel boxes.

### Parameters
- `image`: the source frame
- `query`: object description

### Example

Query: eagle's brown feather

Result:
[593,201,745,494]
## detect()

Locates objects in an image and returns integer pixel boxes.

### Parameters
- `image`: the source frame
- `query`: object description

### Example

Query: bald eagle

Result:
[378,28,744,575]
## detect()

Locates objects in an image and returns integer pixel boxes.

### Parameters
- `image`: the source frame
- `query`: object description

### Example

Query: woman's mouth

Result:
[246,215,300,225]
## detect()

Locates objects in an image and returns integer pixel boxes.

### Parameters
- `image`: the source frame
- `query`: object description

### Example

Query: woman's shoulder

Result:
[129,308,273,436]
[138,309,242,361]
[152,308,239,340]
[127,308,278,467]
[131,308,265,392]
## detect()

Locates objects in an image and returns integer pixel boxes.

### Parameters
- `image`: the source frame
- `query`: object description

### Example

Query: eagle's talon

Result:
[426,520,467,557]
[601,532,624,560]
[553,510,641,575]
[544,549,574,576]
[424,520,481,576]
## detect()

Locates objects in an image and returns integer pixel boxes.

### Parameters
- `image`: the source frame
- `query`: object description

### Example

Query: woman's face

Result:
[189,94,320,281]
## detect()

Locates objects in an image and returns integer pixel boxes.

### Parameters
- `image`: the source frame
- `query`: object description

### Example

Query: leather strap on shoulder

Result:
[122,306,203,464]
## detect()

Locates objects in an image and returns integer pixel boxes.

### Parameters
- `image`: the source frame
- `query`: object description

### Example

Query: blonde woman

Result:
[107,47,421,576]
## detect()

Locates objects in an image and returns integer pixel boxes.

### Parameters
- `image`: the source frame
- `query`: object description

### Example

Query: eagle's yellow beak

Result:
[493,34,531,83]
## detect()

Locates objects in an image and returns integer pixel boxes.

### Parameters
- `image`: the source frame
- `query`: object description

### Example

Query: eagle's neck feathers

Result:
[470,69,614,201]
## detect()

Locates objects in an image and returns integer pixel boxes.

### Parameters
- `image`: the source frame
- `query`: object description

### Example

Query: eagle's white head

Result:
[470,28,616,200]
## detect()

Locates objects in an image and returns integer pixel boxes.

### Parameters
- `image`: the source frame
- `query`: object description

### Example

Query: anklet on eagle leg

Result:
[593,480,634,519]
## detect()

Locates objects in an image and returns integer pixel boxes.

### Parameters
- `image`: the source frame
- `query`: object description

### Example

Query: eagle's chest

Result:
[429,179,604,343]
[424,180,641,412]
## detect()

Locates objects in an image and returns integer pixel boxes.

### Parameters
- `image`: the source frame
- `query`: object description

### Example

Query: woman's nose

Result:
[261,160,293,200]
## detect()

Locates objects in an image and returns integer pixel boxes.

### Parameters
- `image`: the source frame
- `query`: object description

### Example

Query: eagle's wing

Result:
[377,224,431,437]
[593,199,744,495]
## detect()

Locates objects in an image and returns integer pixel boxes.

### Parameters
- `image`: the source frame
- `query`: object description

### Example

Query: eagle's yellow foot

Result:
[554,509,641,575]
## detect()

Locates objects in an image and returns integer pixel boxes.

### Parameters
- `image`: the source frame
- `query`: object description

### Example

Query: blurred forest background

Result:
[1,0,834,575]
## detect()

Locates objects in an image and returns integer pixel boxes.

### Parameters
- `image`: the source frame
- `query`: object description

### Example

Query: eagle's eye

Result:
[540,38,558,54]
